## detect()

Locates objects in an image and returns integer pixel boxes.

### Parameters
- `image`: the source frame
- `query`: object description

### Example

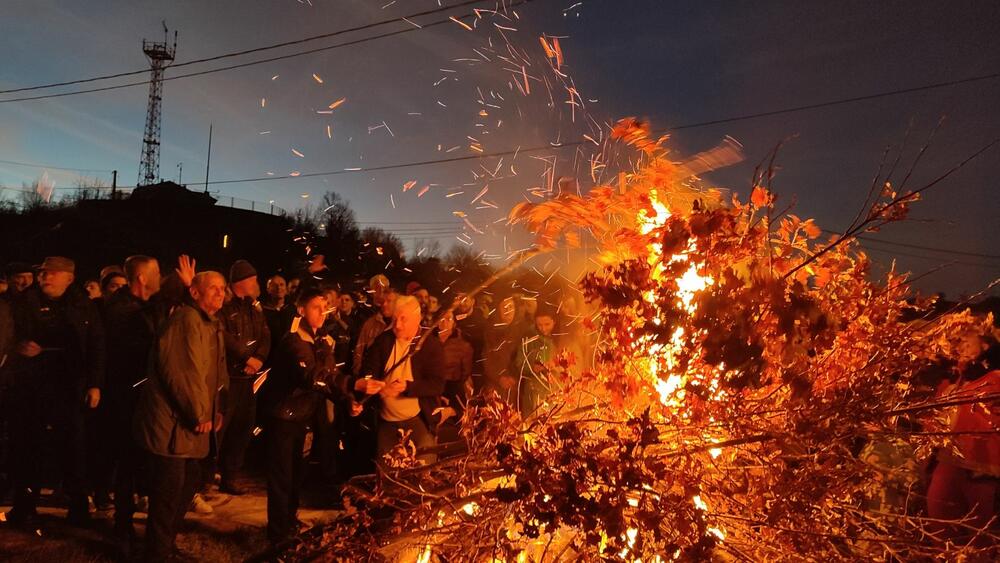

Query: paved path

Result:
[0,478,343,562]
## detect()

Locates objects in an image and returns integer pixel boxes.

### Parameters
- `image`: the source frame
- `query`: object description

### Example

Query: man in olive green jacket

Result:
[133,271,228,562]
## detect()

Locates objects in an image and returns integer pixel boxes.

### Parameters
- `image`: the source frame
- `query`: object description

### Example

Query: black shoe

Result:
[219,481,246,496]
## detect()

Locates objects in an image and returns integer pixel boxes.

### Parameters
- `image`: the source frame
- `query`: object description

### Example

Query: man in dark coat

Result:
[133,271,227,562]
[0,297,12,366]
[3,262,34,300]
[101,255,164,545]
[436,310,473,443]
[217,259,271,495]
[259,287,343,545]
[263,274,296,344]
[454,293,486,391]
[354,295,445,466]
[4,256,105,527]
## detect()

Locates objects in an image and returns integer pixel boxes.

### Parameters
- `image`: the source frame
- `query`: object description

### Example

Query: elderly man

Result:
[4,256,105,528]
[355,295,445,466]
[134,271,228,562]
[218,260,270,495]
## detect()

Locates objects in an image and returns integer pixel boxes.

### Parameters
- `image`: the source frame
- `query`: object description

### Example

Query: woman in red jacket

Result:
[926,332,1000,541]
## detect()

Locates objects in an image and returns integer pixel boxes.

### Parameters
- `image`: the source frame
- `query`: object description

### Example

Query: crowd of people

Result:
[0,253,588,560]
[3,253,997,558]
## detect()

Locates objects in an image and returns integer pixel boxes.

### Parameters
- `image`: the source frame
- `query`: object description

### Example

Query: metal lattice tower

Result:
[138,24,177,186]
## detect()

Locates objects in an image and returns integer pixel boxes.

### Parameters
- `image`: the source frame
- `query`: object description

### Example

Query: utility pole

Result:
[111,170,117,199]
[204,123,213,193]
[137,22,177,187]
[177,162,183,185]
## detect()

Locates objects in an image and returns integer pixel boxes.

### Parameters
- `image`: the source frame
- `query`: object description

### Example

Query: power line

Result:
[0,158,114,173]
[0,0,531,104]
[93,69,997,189]
[0,0,499,96]
[356,220,464,225]
[858,236,1000,260]
[822,229,1000,260]
[371,224,1000,262]
[668,71,1000,131]
[863,244,1000,270]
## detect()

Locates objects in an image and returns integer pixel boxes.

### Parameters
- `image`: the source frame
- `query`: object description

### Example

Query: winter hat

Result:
[6,261,33,276]
[229,259,257,284]
[38,256,75,274]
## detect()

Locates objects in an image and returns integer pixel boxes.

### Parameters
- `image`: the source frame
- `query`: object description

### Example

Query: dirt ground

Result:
[0,476,343,562]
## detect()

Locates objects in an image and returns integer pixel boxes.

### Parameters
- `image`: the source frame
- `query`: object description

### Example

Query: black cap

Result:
[229,259,257,284]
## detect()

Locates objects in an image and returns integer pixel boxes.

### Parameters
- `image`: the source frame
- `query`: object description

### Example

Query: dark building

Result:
[0,182,307,279]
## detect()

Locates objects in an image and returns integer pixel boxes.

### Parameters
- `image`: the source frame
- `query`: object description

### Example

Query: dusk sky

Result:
[1,0,998,295]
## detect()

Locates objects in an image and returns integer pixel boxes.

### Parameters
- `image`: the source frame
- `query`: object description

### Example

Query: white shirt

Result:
[380,338,421,422]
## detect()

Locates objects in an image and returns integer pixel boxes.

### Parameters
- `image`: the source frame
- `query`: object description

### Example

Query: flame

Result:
[416,544,432,563]
[632,190,727,554]
[637,190,714,408]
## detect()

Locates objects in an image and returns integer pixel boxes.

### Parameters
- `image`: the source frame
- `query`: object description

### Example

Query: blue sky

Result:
[1,0,998,295]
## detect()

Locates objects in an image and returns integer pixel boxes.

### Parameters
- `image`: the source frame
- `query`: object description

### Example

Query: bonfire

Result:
[289,119,995,562]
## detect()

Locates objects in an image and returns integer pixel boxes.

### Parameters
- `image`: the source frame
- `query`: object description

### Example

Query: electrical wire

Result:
[0,0,510,95]
[82,70,997,189]
[0,0,532,104]
[0,158,115,173]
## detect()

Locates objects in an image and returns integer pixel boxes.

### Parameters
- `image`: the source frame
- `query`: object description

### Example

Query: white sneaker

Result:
[189,493,214,515]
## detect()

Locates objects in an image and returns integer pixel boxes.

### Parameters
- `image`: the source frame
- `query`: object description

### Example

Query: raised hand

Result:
[176,254,197,287]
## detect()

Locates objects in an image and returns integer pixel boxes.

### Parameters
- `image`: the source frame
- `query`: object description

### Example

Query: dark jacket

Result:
[353,313,391,377]
[259,325,344,421]
[133,303,228,459]
[440,329,473,416]
[262,301,295,351]
[457,309,486,378]
[220,295,271,379]
[357,328,446,432]
[483,320,522,386]
[103,290,169,403]
[322,313,354,373]
[441,329,473,384]
[12,285,105,393]
[0,299,14,369]
[0,299,13,379]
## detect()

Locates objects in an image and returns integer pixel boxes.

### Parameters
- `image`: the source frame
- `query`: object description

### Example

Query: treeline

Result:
[0,184,569,305]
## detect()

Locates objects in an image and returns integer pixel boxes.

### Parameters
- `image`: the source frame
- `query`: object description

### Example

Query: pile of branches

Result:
[291,120,996,562]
